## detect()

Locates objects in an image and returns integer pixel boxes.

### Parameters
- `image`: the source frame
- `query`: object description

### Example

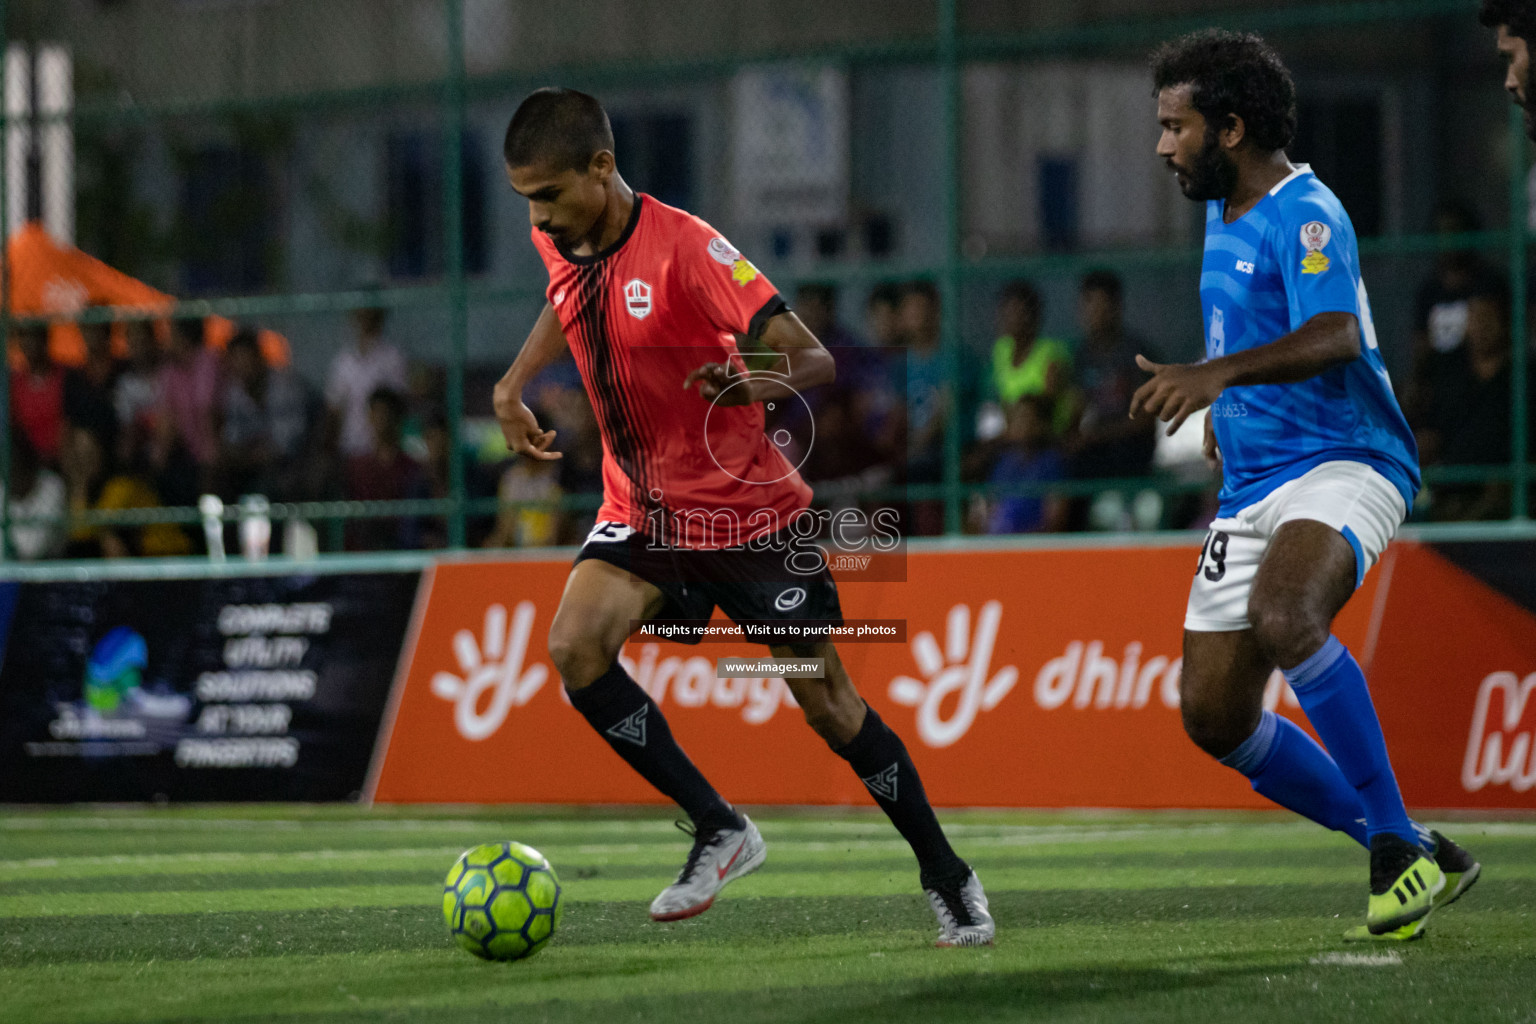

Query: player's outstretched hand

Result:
[1130,354,1226,437]
[684,362,754,406]
[494,394,562,461]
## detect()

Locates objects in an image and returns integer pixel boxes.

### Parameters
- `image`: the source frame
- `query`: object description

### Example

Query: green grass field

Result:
[2,806,1534,1024]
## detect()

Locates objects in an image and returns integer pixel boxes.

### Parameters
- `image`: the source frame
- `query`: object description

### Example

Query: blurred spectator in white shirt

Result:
[1,431,66,560]
[326,306,407,458]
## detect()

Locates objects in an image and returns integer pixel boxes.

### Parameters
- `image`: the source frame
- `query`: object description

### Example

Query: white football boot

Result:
[649,815,767,921]
[925,869,995,947]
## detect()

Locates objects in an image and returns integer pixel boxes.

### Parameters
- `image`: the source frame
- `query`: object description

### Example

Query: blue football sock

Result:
[1283,636,1416,845]
[1221,709,1368,846]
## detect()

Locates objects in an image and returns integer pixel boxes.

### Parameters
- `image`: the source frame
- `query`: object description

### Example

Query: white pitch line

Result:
[0,827,1349,874]
[0,816,1302,838]
[9,814,1530,837]
[1310,952,1403,967]
[0,846,468,872]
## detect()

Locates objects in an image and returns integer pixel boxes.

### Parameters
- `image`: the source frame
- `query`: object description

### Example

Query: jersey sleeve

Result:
[1277,198,1360,324]
[678,218,785,337]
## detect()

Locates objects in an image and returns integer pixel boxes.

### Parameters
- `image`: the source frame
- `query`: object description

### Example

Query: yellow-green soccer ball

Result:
[442,841,563,961]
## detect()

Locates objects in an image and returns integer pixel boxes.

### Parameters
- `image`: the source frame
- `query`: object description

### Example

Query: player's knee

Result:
[547,624,611,690]
[800,704,843,743]
[793,684,857,745]
[1248,598,1328,670]
[1179,691,1247,760]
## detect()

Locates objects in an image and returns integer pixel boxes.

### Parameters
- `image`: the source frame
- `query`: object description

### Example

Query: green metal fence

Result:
[0,0,1528,563]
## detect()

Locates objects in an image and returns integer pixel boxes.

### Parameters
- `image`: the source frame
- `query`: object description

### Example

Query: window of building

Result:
[385,129,487,279]
[179,145,273,295]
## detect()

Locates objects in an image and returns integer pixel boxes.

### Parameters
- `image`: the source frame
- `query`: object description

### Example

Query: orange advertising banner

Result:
[368,540,1534,811]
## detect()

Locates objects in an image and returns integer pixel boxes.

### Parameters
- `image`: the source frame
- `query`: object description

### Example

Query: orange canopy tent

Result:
[5,220,290,368]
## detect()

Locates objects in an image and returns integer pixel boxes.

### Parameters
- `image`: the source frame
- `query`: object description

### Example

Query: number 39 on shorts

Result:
[1195,530,1229,582]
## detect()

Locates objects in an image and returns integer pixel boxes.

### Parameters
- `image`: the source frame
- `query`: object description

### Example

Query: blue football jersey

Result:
[1200,165,1419,516]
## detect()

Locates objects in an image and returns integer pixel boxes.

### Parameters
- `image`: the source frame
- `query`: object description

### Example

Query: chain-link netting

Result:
[0,0,1526,563]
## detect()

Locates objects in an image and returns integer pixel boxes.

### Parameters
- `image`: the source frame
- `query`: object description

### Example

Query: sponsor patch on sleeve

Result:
[1301,251,1331,275]
[707,237,741,266]
[730,257,759,286]
[1300,221,1332,252]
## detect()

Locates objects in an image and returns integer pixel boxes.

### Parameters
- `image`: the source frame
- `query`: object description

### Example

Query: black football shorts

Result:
[574,520,843,646]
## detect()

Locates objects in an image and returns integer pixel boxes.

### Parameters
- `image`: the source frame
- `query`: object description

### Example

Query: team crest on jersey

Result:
[624,278,653,319]
[1300,221,1331,252]
[731,257,759,287]
[552,287,567,307]
[708,237,741,266]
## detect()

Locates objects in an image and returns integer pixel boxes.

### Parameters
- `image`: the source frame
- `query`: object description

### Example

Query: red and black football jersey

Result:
[531,194,812,550]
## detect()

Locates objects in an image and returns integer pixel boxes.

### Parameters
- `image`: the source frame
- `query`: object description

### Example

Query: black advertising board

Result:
[0,570,420,802]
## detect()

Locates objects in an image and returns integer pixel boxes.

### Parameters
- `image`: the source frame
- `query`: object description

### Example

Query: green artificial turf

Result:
[1,805,1533,1023]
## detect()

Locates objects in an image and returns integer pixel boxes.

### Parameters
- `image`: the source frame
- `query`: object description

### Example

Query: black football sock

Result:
[834,704,970,889]
[566,662,742,835]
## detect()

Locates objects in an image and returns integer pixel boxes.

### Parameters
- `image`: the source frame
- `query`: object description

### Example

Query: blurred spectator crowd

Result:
[5,214,1533,560]
[3,306,461,559]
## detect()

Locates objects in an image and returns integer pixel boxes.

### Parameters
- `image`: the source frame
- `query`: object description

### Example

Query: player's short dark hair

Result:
[1151,30,1297,153]
[1000,279,1041,312]
[1481,0,1536,40]
[1081,269,1123,302]
[504,87,615,172]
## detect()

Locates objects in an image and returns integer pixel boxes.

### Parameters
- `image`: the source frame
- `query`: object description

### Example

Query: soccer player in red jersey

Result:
[492,88,992,946]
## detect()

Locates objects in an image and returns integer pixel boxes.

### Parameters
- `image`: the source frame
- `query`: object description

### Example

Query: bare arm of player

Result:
[683,311,836,407]
[1129,311,1360,435]
[492,302,569,460]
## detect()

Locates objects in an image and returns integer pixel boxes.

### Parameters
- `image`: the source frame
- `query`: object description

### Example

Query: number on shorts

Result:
[586,521,634,544]
[1195,530,1229,582]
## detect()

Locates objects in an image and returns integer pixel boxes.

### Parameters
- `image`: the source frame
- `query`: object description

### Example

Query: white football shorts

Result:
[1183,460,1407,633]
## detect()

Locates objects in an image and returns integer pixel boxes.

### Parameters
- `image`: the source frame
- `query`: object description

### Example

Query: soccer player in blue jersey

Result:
[1135,30,1480,941]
